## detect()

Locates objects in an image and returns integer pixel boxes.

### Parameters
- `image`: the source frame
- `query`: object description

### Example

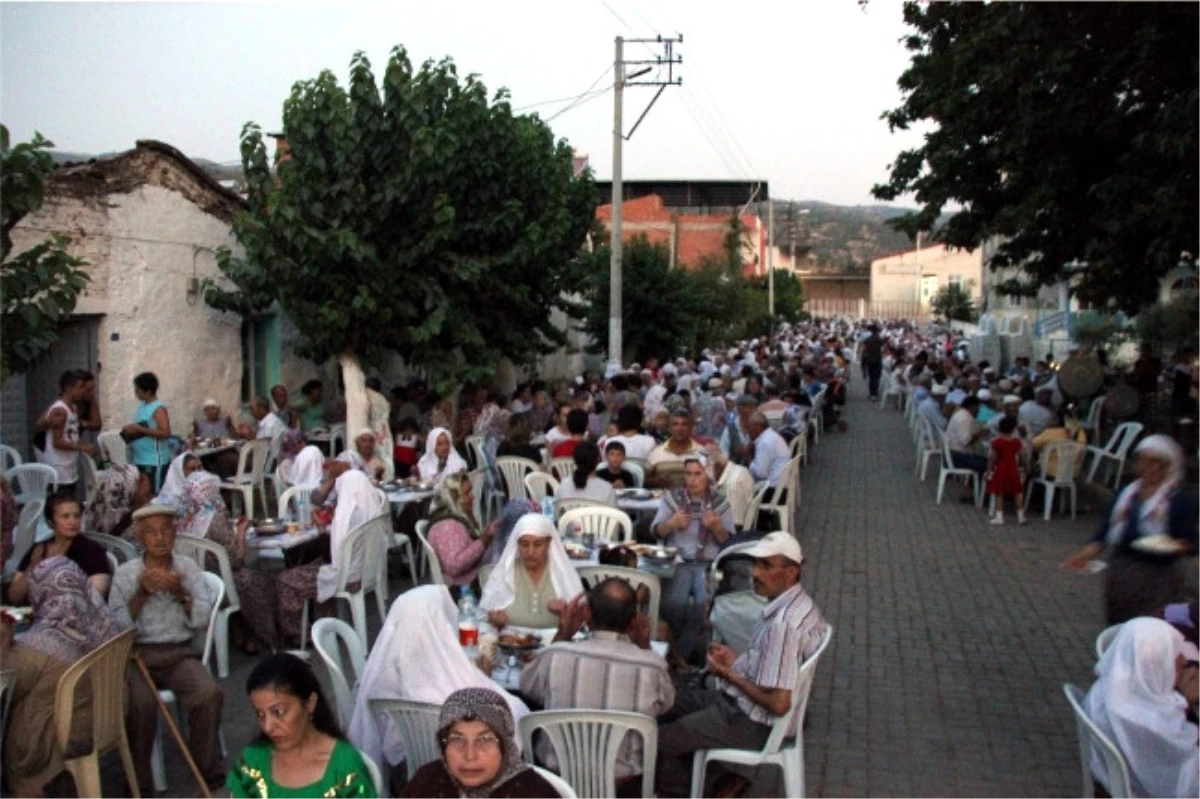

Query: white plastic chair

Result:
[173,536,243,679]
[84,531,139,564]
[465,434,487,471]
[708,541,768,655]
[557,507,634,547]
[97,430,129,466]
[1025,441,1086,520]
[219,439,271,518]
[312,618,366,730]
[518,709,658,799]
[6,463,59,505]
[151,572,225,793]
[807,389,825,447]
[578,565,662,641]
[300,513,391,650]
[744,455,801,533]
[1085,421,1142,490]
[413,519,445,586]
[1063,683,1132,798]
[549,457,577,483]
[1078,394,1106,443]
[468,466,503,527]
[7,499,44,575]
[914,417,941,482]
[525,471,560,503]
[79,453,99,511]
[533,765,580,798]
[495,456,540,501]
[690,625,833,799]
[277,484,317,525]
[369,698,444,778]
[1094,624,1123,660]
[788,426,809,468]
[360,749,385,797]
[623,461,645,488]
[935,430,982,506]
[0,444,22,470]
[880,372,903,409]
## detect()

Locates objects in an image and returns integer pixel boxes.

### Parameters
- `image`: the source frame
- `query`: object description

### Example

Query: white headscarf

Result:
[479,514,583,613]
[347,585,529,768]
[1083,618,1198,798]
[152,453,193,508]
[1105,434,1186,546]
[316,470,385,603]
[291,445,325,487]
[417,427,469,487]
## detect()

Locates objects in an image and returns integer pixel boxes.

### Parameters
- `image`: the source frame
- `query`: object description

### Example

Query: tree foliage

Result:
[1136,293,1199,351]
[930,283,977,324]
[206,48,597,395]
[1,125,90,381]
[873,2,1198,312]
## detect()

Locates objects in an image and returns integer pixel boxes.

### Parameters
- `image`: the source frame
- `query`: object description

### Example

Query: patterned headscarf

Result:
[176,471,224,538]
[437,688,530,798]
[87,464,141,534]
[17,556,125,665]
[427,471,480,539]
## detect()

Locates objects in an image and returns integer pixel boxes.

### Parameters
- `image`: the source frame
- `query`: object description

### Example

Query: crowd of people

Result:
[1,313,1197,797]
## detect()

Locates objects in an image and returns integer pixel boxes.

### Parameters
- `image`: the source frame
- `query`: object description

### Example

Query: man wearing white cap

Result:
[656,532,827,795]
[1019,385,1056,439]
[918,383,950,432]
[988,394,1026,440]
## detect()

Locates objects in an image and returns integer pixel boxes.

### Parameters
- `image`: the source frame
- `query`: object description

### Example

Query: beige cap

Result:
[132,504,177,522]
[741,531,803,566]
[202,398,219,408]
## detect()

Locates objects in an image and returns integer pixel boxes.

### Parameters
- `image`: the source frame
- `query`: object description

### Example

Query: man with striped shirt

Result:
[656,532,827,796]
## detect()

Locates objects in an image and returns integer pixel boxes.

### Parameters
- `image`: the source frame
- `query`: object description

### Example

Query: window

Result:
[947,274,963,291]
[241,314,281,403]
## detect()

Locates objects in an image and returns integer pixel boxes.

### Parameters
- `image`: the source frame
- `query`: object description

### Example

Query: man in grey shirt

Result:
[109,505,224,795]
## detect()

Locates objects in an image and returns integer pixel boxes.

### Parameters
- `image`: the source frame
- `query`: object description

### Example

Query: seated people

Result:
[479,513,584,629]
[294,379,329,432]
[11,494,112,603]
[239,395,287,441]
[542,403,574,450]
[392,417,421,479]
[88,463,154,540]
[229,652,377,797]
[596,441,637,488]
[549,409,589,459]
[650,455,735,661]
[417,427,469,488]
[1083,617,1198,798]
[495,412,543,463]
[646,410,703,489]
[427,472,499,591]
[746,412,790,490]
[1,550,126,796]
[1018,386,1056,439]
[290,444,326,487]
[553,441,617,506]
[1031,409,1088,478]
[401,688,559,798]
[657,533,828,796]
[348,586,529,774]
[340,428,387,481]
[110,504,225,795]
[154,451,203,508]
[603,405,657,461]
[520,579,674,791]
[194,398,234,440]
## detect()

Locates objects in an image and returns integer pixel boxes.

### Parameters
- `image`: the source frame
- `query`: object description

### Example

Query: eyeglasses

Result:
[443,733,501,755]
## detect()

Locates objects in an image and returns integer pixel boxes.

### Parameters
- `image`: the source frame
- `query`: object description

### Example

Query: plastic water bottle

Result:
[541,497,555,519]
[458,586,479,652]
[297,494,312,530]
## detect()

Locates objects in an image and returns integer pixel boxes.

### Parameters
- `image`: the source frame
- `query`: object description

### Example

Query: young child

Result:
[392,417,420,479]
[595,441,636,488]
[987,415,1026,525]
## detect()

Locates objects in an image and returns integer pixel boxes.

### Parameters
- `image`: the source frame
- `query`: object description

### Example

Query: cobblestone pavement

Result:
[799,378,1109,797]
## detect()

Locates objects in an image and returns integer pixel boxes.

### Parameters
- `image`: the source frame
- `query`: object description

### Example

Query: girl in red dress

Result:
[987,415,1026,525]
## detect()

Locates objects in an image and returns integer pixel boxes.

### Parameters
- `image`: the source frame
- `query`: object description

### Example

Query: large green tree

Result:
[1,126,89,380]
[206,48,595,430]
[873,2,1198,312]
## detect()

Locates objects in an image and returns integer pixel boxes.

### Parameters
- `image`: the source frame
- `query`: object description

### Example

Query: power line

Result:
[544,85,614,123]
[513,64,611,113]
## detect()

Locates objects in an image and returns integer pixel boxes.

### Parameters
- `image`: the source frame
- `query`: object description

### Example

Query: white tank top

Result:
[38,399,79,483]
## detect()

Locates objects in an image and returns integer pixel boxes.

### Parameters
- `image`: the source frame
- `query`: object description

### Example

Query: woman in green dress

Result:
[228,653,377,798]
[478,513,583,629]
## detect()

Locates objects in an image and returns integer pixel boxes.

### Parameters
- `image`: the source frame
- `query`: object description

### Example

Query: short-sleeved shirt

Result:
[721,582,826,730]
[19,534,111,577]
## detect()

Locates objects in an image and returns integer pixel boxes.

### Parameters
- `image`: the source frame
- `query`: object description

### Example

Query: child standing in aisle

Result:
[987,415,1026,524]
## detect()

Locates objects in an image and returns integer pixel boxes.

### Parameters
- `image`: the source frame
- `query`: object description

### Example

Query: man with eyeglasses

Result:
[655,532,827,797]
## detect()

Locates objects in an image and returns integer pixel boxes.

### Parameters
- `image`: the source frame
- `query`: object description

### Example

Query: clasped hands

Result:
[140,567,189,602]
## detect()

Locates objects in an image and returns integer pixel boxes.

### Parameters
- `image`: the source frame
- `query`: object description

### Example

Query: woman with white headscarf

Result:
[1066,435,1198,623]
[417,427,469,487]
[479,513,583,630]
[152,452,201,508]
[337,428,388,481]
[347,585,529,771]
[290,444,326,487]
[1082,617,1199,798]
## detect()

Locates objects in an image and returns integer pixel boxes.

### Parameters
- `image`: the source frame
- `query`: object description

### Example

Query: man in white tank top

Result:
[38,370,97,495]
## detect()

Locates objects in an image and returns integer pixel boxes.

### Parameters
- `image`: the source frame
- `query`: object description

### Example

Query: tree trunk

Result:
[338,351,369,440]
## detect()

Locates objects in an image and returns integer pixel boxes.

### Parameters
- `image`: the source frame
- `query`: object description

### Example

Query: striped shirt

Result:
[520,631,674,778]
[721,582,826,729]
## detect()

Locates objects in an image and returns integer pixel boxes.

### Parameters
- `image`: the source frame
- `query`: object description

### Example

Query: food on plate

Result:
[497,633,541,649]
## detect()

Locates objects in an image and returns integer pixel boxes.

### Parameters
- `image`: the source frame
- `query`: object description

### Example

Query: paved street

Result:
[146,377,1126,798]
[800,378,1108,797]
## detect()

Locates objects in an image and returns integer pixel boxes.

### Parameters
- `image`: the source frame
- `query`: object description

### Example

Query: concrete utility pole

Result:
[608,34,682,368]
[768,199,776,316]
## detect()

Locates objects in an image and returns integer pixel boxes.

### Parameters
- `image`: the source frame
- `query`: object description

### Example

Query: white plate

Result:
[1131,535,1186,555]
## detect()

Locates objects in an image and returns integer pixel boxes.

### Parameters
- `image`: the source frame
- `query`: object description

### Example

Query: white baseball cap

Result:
[741,531,804,566]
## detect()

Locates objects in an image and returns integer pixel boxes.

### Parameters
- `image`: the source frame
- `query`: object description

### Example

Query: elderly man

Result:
[521,578,674,793]
[719,394,758,465]
[946,396,989,474]
[646,410,703,488]
[110,505,223,795]
[239,395,287,441]
[1019,386,1056,439]
[746,412,791,490]
[988,393,1025,440]
[656,532,827,796]
[918,383,950,432]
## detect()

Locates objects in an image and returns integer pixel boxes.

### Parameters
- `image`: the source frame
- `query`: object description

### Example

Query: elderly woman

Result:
[228,653,377,797]
[88,463,153,539]
[479,514,583,630]
[1066,435,1199,623]
[274,467,385,646]
[651,455,736,660]
[427,473,499,591]
[348,586,529,775]
[401,688,558,798]
[154,452,202,508]
[418,427,469,488]
[1,549,125,795]
[290,444,326,488]
[339,428,388,481]
[1082,618,1199,798]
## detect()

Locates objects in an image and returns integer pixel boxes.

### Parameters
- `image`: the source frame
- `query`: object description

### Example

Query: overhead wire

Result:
[513,64,612,114]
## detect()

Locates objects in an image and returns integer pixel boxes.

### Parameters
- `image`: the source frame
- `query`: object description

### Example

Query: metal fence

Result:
[805,299,926,321]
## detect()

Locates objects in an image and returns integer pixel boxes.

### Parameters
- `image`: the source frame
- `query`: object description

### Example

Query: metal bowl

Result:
[412,482,434,492]
[254,517,289,534]
[642,546,678,566]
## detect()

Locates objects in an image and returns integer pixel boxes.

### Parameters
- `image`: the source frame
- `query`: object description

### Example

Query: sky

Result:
[0,1,926,206]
